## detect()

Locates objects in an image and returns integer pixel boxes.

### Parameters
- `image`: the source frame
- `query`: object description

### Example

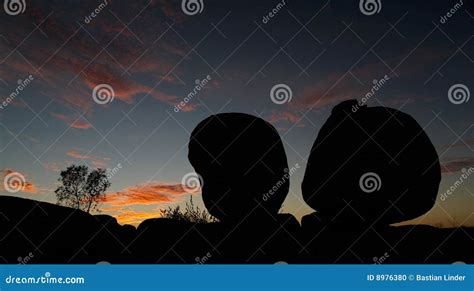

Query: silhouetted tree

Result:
[55,165,110,213]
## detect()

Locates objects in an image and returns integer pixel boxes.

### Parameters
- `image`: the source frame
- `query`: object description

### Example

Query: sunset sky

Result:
[0,0,473,227]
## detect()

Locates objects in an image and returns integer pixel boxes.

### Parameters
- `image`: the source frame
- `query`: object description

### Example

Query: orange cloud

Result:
[441,157,474,173]
[105,183,194,207]
[440,139,474,151]
[65,148,110,168]
[102,182,204,225]
[70,120,93,129]
[42,162,63,172]
[266,110,304,127]
[50,112,93,129]
[81,62,180,106]
[1,169,38,194]
[157,0,188,24]
[293,71,361,111]
[23,183,37,193]
[0,4,191,114]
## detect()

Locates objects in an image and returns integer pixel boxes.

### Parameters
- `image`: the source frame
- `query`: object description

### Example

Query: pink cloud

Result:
[441,157,474,173]
[65,148,110,168]
[50,112,93,129]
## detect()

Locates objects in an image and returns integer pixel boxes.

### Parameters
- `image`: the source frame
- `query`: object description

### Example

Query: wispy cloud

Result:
[1,169,39,194]
[441,157,474,173]
[0,1,194,114]
[65,148,110,168]
[293,47,449,111]
[105,183,194,207]
[41,161,64,173]
[101,182,195,225]
[50,112,93,129]
[439,139,474,151]
[266,110,304,128]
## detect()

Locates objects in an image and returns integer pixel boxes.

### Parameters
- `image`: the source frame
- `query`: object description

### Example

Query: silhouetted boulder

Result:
[2,106,469,264]
[300,212,452,263]
[0,196,134,263]
[299,100,473,264]
[129,218,215,263]
[188,113,300,262]
[189,113,290,224]
[302,100,441,226]
[205,213,301,263]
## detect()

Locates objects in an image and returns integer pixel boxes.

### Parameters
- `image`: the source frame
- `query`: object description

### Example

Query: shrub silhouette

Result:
[55,165,110,213]
[160,196,218,223]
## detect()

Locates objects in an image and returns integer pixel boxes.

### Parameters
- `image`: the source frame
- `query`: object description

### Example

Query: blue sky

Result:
[0,0,473,226]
